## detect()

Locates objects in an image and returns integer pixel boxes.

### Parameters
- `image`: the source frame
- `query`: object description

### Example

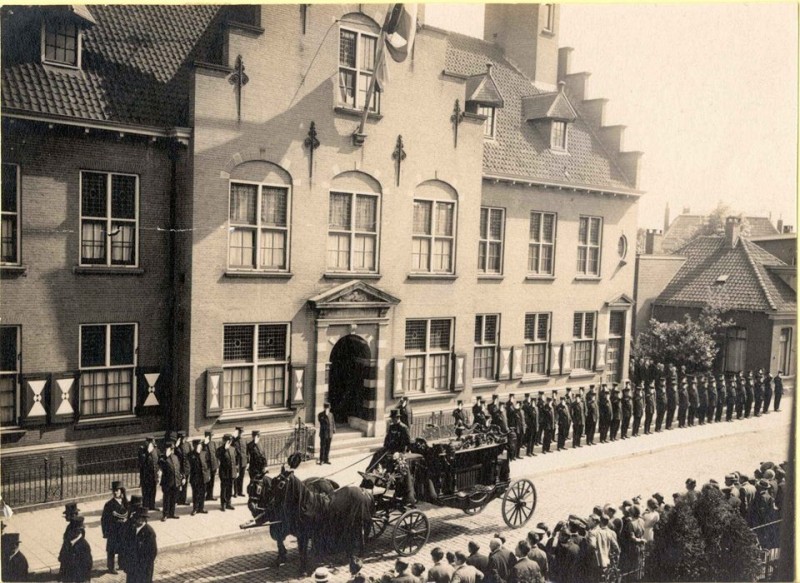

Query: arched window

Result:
[327,171,382,273]
[412,180,458,274]
[228,161,292,272]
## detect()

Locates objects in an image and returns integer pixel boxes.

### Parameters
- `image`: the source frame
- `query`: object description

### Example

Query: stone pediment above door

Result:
[309,280,400,319]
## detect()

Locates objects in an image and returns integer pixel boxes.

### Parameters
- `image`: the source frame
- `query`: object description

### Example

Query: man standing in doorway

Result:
[318,403,335,465]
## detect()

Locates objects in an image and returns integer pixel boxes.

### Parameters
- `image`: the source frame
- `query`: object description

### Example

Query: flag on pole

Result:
[384,4,418,63]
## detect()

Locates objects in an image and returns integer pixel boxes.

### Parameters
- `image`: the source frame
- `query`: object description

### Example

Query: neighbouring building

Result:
[1,4,643,466]
[636,217,796,381]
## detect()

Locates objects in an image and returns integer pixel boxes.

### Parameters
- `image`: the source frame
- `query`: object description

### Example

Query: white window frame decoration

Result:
[79,323,138,417]
[222,323,290,412]
[577,215,602,276]
[412,199,456,274]
[338,27,380,113]
[228,180,291,272]
[41,18,81,68]
[528,211,556,276]
[1,163,20,266]
[473,314,499,381]
[79,171,139,268]
[572,312,596,371]
[0,325,20,426]
[478,207,504,275]
[404,318,454,393]
[524,313,550,376]
[477,105,496,138]
[551,120,568,151]
[327,190,380,273]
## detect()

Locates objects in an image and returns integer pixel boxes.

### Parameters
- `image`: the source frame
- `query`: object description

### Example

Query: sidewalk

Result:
[7,399,792,575]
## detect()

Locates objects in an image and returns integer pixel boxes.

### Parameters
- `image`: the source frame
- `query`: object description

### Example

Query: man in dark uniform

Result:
[188,439,210,516]
[556,397,570,451]
[217,434,237,511]
[522,394,537,456]
[158,441,182,521]
[505,394,519,460]
[687,377,698,427]
[677,378,689,427]
[570,391,584,448]
[398,396,413,428]
[735,372,746,419]
[1,532,28,582]
[175,432,191,506]
[138,437,159,511]
[632,383,644,437]
[620,384,632,439]
[773,371,784,411]
[317,404,334,465]
[123,507,158,583]
[744,371,754,418]
[203,431,219,502]
[753,370,763,417]
[697,376,708,425]
[536,392,546,445]
[598,386,611,443]
[585,386,598,445]
[610,386,621,441]
[246,430,267,480]
[472,397,487,428]
[512,401,526,459]
[488,395,508,431]
[58,517,92,583]
[368,409,411,471]
[644,382,655,434]
[706,376,717,424]
[666,363,678,429]
[232,427,248,497]
[541,398,554,454]
[101,480,129,574]
[471,396,483,424]
[762,370,773,414]
[654,378,667,432]
[453,400,468,429]
[715,375,726,423]
[726,375,736,421]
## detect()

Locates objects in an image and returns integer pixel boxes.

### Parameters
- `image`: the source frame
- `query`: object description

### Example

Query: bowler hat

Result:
[111,481,124,491]
[457,400,463,405]
[288,452,302,469]
[313,567,330,582]
[757,479,770,491]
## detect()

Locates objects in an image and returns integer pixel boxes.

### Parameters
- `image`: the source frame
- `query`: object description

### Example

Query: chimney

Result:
[777,219,784,233]
[682,207,691,215]
[664,202,671,234]
[484,4,559,90]
[645,229,663,255]
[724,216,741,248]
[783,225,794,234]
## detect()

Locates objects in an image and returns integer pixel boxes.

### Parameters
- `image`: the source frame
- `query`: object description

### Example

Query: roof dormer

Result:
[465,63,504,138]
[40,6,96,69]
[522,81,577,151]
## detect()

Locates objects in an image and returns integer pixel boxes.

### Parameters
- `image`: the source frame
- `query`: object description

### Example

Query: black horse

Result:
[251,469,373,573]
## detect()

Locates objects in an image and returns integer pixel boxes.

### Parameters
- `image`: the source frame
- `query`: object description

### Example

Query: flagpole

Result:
[356,28,386,139]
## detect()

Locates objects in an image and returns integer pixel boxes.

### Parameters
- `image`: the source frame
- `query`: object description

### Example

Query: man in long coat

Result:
[158,441,182,521]
[58,517,92,582]
[175,432,191,506]
[585,387,598,445]
[217,434,238,511]
[247,430,268,478]
[188,439,210,515]
[122,508,157,583]
[522,394,537,456]
[101,481,129,574]
[138,438,159,511]
[232,427,248,497]
[317,403,335,465]
[203,431,219,502]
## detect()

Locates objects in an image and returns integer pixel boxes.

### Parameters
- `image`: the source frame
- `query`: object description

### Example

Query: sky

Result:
[425,3,798,230]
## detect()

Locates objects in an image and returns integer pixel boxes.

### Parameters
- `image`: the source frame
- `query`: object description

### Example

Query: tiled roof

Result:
[2,5,221,128]
[655,236,796,313]
[465,68,504,107]
[522,91,577,122]
[444,31,636,191]
[662,214,780,254]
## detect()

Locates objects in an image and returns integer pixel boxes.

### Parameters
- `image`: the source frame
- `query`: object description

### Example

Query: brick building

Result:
[1,4,643,462]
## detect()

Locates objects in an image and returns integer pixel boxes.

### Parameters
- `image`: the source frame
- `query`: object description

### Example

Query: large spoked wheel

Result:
[501,478,537,528]
[366,511,389,542]
[392,509,430,556]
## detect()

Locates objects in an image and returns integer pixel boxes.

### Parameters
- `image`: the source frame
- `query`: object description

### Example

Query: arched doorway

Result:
[329,335,371,424]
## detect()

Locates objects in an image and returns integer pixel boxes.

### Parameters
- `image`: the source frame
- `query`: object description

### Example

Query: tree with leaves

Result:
[694,202,752,239]
[645,500,706,582]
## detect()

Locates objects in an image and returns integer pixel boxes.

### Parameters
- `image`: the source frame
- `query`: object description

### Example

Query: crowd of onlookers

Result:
[310,460,788,583]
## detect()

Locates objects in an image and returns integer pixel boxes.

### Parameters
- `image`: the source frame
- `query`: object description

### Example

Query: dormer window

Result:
[42,19,80,67]
[478,106,496,138]
[465,63,504,140]
[551,120,568,151]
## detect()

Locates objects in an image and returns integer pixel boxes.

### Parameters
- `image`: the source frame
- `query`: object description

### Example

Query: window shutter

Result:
[392,358,406,398]
[20,373,49,426]
[49,372,78,424]
[550,343,562,376]
[205,367,224,417]
[499,347,512,380]
[562,343,573,375]
[290,363,306,407]
[511,346,524,379]
[136,366,162,415]
[595,342,607,371]
[453,353,466,390]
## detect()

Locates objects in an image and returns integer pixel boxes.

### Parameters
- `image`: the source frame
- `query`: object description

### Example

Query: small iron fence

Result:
[410,410,470,441]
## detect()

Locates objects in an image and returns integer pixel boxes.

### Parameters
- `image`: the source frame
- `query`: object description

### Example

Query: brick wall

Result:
[633,254,686,337]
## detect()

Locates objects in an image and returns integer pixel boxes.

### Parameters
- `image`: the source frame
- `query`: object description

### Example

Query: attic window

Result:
[715,274,730,285]
[42,19,80,67]
[543,4,555,33]
[478,106,496,138]
[551,121,568,151]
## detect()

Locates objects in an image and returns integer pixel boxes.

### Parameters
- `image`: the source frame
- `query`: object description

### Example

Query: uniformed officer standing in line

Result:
[175,432,191,506]
[522,394,537,456]
[725,375,736,421]
[471,396,483,425]
[610,386,621,441]
[505,394,519,460]
[138,437,159,512]
[188,438,210,515]
[632,383,644,437]
[643,382,655,434]
[585,386,598,445]
[158,441,182,521]
[744,371,755,418]
[753,370,763,417]
[762,370,773,414]
[513,401,526,458]
[101,480,128,574]
[217,434,237,511]
[715,375,726,423]
[620,385,632,439]
[706,376,717,424]
[556,396,570,451]
[232,427,248,497]
[398,396,414,428]
[473,398,488,427]
[697,376,707,425]
[570,391,584,448]
[541,397,555,454]
[598,386,612,443]
[735,372,746,419]
[536,392,546,445]
[666,363,678,429]
[247,430,268,479]
[773,371,784,412]
[655,378,667,432]
[317,404,334,465]
[453,399,468,428]
[687,377,698,427]
[203,431,219,502]
[676,378,688,427]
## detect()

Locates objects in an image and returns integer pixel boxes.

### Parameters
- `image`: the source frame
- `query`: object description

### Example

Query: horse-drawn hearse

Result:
[242,425,537,571]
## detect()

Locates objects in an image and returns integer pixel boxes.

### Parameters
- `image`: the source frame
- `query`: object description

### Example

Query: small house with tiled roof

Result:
[1,4,646,466]
[660,210,780,254]
[645,218,796,379]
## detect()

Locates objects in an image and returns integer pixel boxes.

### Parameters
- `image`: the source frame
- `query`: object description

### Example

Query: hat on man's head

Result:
[165,431,177,442]
[204,430,213,437]
[68,516,85,530]
[389,409,400,419]
[761,461,775,472]
[111,481,124,491]
[685,478,697,488]
[134,507,150,519]
[223,433,233,441]
[235,426,244,432]
[63,502,80,516]
[1,532,20,546]
[252,430,260,437]
[757,479,770,491]
[313,567,330,582]
[145,436,156,443]
[164,440,175,449]
[129,495,143,508]
[323,402,331,408]
[192,439,202,447]
[177,431,187,438]
[395,558,410,570]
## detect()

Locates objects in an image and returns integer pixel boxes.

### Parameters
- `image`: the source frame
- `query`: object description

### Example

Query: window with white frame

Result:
[0,326,19,426]
[338,28,379,112]
[43,19,79,67]
[1,164,20,265]
[524,313,550,375]
[79,323,137,416]
[577,216,602,276]
[551,120,568,151]
[80,171,138,267]
[478,105,496,138]
[478,207,504,274]
[223,324,289,411]
[405,319,453,393]
[572,312,595,370]
[528,211,556,275]
[473,314,499,381]
[779,327,793,374]
[327,191,379,272]
[228,182,290,270]
[723,327,747,373]
[543,3,555,32]
[412,200,455,274]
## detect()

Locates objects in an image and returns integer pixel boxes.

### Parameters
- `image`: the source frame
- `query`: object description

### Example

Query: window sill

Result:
[574,275,601,282]
[477,274,504,281]
[520,375,550,384]
[323,272,381,280]
[224,270,293,279]
[569,370,596,379]
[226,20,265,36]
[334,107,383,121]
[1,264,27,276]
[541,30,556,38]
[75,414,140,430]
[549,148,570,155]
[525,274,555,281]
[74,266,145,276]
[406,273,458,281]
[0,425,26,435]
[472,381,500,390]
[42,60,80,71]
[218,408,295,422]
[402,392,454,403]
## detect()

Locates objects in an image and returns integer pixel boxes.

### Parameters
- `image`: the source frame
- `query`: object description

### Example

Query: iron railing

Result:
[409,410,470,441]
